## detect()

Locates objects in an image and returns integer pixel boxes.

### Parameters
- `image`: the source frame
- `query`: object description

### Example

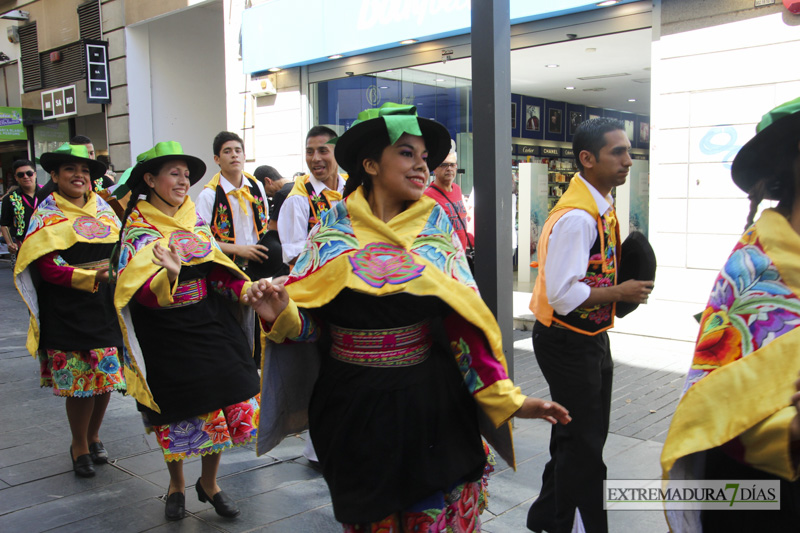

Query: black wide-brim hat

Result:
[616,231,657,318]
[334,103,452,175]
[40,143,107,180]
[731,96,800,201]
[127,141,206,190]
[247,230,289,279]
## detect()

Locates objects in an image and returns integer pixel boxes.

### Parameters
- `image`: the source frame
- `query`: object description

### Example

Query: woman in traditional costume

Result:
[15,143,126,478]
[246,103,571,532]
[113,142,261,521]
[661,97,800,532]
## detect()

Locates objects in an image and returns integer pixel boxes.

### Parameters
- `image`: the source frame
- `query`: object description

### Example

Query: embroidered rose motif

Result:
[349,243,425,288]
[169,230,212,261]
[97,353,121,375]
[73,216,111,239]
[52,351,67,371]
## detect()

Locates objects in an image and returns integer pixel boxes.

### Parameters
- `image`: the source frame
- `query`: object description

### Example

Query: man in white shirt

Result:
[277,126,346,264]
[196,131,270,272]
[527,118,653,533]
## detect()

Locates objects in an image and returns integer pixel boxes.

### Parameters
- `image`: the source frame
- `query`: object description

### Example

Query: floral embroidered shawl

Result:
[14,192,120,357]
[258,186,525,467]
[661,209,800,532]
[114,197,250,413]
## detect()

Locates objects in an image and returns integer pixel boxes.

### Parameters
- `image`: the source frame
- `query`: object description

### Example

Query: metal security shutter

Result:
[41,43,85,88]
[19,22,41,91]
[78,0,101,40]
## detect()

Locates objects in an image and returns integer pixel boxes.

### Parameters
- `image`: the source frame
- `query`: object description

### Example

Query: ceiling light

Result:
[328,54,343,60]
[628,98,637,102]
[435,78,445,82]
[267,67,281,72]
[545,64,559,68]
[379,86,389,89]
[400,39,417,45]
[565,86,575,90]
[577,72,630,80]
[585,48,596,53]
[385,69,394,73]
[597,0,620,6]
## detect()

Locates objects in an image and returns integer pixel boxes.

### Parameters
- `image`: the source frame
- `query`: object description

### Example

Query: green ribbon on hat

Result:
[352,102,424,145]
[53,142,93,159]
[110,167,133,199]
[136,140,186,163]
[756,96,800,133]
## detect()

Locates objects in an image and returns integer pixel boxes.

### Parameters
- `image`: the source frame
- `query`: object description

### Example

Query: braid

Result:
[110,182,150,272]
[744,178,767,231]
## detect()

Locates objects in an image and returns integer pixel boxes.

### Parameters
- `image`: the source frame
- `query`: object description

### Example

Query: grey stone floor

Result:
[0,261,691,532]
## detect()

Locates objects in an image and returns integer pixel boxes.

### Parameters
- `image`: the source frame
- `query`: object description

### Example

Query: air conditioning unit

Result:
[7,26,19,44]
[249,76,276,97]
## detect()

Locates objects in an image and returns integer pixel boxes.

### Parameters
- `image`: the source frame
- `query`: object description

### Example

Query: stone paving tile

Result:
[0,476,163,533]
[193,476,333,532]
[0,265,686,531]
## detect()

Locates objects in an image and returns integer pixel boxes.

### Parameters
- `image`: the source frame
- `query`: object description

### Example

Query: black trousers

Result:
[527,321,613,533]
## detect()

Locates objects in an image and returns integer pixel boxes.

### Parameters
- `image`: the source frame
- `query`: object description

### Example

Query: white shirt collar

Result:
[307,173,346,195]
[576,174,613,216]
[218,173,250,194]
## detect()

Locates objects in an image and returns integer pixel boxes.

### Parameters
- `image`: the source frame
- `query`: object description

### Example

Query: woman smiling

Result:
[112,141,261,522]
[15,143,125,479]
[247,103,571,532]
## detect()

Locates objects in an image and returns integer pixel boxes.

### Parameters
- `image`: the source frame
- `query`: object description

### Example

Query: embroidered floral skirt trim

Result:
[342,478,489,533]
[145,394,260,462]
[40,347,126,397]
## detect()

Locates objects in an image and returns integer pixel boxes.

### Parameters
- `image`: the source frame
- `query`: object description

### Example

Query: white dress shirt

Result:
[277,173,346,263]
[544,174,615,316]
[196,174,268,246]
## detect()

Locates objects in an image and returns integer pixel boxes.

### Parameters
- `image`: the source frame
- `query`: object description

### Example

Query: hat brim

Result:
[334,116,451,175]
[127,154,207,191]
[616,231,656,318]
[40,152,107,180]
[731,110,800,200]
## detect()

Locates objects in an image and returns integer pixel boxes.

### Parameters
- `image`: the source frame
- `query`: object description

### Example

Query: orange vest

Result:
[529,178,619,336]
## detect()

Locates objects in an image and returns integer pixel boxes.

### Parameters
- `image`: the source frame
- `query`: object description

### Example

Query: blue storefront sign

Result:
[242,0,639,73]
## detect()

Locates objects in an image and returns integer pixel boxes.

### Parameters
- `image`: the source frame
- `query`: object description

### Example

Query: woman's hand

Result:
[95,267,110,284]
[515,397,571,425]
[242,277,289,323]
[152,243,181,284]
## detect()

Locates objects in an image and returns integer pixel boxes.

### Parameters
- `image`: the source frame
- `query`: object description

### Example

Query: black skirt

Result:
[38,242,122,351]
[309,290,487,523]
[131,264,260,425]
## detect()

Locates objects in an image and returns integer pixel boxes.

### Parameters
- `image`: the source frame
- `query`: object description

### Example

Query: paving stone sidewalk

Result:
[0,261,692,532]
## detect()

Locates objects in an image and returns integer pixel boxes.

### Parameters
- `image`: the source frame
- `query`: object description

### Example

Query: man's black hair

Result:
[70,135,92,145]
[213,131,245,157]
[572,118,625,172]
[12,159,35,172]
[305,125,337,143]
[254,165,283,183]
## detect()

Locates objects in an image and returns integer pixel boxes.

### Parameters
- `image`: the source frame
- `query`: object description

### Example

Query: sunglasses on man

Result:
[16,170,35,178]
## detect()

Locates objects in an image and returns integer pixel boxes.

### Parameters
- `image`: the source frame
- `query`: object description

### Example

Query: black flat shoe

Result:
[70,446,95,478]
[195,478,240,518]
[164,492,185,521]
[88,441,108,464]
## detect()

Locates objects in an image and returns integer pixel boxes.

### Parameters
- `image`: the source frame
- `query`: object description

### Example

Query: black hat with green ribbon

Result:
[334,102,452,175]
[40,143,107,180]
[731,96,800,201]
[127,141,206,191]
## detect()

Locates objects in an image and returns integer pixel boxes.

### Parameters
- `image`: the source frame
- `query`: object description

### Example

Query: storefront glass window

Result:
[312,68,473,192]
[33,120,70,163]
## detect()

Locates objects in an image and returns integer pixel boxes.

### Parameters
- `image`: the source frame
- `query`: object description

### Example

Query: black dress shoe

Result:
[88,441,108,464]
[195,478,240,518]
[165,492,186,521]
[70,446,95,478]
